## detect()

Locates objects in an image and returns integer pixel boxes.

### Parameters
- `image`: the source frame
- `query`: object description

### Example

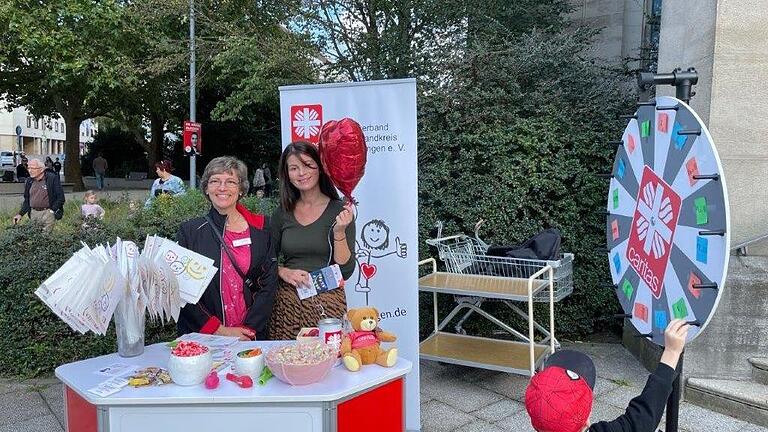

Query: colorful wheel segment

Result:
[606,96,730,346]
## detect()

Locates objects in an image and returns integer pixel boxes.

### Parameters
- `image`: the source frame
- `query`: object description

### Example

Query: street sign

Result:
[15,125,22,136]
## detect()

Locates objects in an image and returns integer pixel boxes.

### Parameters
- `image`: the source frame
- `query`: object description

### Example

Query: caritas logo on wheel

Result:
[291,104,323,144]
[626,166,681,299]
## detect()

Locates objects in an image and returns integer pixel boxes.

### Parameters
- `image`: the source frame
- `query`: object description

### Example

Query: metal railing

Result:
[731,231,768,256]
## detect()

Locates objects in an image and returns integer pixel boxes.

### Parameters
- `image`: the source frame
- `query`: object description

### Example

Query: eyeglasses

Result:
[208,178,239,189]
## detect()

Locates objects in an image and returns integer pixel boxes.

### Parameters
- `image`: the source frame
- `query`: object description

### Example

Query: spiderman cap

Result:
[525,350,596,432]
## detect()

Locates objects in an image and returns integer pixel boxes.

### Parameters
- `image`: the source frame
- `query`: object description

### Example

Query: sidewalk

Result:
[1,342,766,432]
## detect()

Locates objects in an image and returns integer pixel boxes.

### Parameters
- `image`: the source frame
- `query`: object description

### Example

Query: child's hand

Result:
[664,319,690,354]
[660,319,690,369]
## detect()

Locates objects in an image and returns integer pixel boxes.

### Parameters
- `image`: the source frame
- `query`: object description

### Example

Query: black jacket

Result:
[590,364,677,432]
[176,207,278,339]
[20,171,65,219]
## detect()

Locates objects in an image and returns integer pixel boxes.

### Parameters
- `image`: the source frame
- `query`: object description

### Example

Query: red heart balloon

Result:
[318,118,367,202]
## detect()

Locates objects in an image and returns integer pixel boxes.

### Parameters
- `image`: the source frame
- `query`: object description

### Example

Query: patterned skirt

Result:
[268,280,348,341]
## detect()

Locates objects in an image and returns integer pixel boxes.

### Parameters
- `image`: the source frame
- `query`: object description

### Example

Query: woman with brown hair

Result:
[144,160,186,207]
[269,141,356,340]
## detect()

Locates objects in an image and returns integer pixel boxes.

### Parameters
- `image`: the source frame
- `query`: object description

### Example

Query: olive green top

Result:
[270,199,357,279]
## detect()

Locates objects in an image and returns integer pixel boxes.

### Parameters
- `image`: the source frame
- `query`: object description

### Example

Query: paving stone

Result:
[23,378,61,387]
[40,383,65,428]
[494,410,537,432]
[597,382,643,410]
[419,361,474,381]
[458,367,499,384]
[676,402,750,432]
[593,377,621,397]
[472,399,525,423]
[455,419,507,432]
[589,402,625,424]
[0,390,53,427]
[740,424,768,432]
[420,400,477,432]
[426,376,503,413]
[594,354,649,387]
[564,342,628,360]
[0,414,63,432]
[420,372,460,401]
[0,380,31,396]
[475,372,529,401]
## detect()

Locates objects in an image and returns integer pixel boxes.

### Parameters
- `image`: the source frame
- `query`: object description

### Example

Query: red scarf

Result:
[236,203,265,229]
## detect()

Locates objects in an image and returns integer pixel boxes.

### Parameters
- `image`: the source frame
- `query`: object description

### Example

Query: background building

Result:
[0,103,98,159]
[569,0,662,71]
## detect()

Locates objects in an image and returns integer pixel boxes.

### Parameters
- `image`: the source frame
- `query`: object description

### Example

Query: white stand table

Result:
[55,341,411,432]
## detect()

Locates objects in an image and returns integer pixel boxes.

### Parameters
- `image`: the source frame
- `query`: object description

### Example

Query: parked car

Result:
[0,151,15,167]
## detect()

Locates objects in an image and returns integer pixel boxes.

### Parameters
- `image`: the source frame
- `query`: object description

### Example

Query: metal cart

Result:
[418,221,575,375]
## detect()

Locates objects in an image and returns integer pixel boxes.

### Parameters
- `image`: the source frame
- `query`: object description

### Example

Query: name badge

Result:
[232,237,252,247]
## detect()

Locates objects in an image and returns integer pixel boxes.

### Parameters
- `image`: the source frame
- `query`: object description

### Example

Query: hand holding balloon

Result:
[334,202,354,237]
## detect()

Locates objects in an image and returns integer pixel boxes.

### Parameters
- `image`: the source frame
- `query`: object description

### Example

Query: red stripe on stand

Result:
[65,386,97,432]
[338,378,404,432]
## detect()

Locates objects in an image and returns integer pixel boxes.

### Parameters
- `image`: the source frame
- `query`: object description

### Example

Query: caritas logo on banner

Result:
[291,104,323,144]
[626,166,681,298]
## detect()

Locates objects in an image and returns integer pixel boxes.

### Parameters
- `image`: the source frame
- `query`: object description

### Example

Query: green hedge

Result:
[416,30,634,341]
[0,191,277,377]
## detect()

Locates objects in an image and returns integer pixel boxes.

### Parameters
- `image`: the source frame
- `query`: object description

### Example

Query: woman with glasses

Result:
[144,160,186,207]
[268,141,356,340]
[176,156,278,340]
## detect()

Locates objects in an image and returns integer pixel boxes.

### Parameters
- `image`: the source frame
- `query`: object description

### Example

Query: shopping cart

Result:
[418,221,575,375]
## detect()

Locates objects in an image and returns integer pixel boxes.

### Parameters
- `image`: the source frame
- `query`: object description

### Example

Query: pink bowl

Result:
[265,343,336,386]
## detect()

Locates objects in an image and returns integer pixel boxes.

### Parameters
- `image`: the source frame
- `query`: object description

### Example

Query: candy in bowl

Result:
[234,347,264,379]
[167,341,213,386]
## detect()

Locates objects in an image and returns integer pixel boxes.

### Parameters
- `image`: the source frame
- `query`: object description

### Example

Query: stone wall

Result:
[656,0,768,252]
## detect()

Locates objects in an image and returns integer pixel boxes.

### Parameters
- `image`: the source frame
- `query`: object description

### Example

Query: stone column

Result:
[627,0,768,383]
[656,0,768,249]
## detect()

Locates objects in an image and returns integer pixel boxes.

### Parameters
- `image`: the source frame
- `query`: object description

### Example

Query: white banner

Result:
[280,78,420,430]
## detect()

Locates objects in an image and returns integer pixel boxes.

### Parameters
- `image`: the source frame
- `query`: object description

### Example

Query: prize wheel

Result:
[606,96,730,346]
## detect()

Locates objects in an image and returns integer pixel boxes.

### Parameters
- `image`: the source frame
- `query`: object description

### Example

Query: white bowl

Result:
[234,349,265,379]
[167,351,213,386]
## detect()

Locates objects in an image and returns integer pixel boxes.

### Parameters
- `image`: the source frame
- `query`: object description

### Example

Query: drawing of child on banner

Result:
[355,219,407,299]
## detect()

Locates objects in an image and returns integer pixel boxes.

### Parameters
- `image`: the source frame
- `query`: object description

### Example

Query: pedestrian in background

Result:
[12,158,65,232]
[262,163,272,196]
[44,156,54,172]
[252,165,266,195]
[92,153,108,190]
[53,157,62,176]
[16,160,29,181]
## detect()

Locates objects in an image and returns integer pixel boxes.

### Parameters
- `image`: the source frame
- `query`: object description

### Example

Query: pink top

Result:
[220,229,251,327]
[348,331,378,350]
[81,203,105,219]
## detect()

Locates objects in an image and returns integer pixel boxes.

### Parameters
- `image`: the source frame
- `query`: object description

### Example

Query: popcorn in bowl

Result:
[265,341,337,386]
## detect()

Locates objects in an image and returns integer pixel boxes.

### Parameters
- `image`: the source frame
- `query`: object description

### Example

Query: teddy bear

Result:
[340,307,398,372]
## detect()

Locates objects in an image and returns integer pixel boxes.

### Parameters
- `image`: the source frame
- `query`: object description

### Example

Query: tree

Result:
[418,29,634,337]
[296,0,572,82]
[0,0,137,190]
[118,0,189,174]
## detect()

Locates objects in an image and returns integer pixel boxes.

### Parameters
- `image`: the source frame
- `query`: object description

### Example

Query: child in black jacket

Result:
[525,319,690,432]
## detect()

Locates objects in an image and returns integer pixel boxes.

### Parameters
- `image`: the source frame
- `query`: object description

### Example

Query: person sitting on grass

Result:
[525,319,690,432]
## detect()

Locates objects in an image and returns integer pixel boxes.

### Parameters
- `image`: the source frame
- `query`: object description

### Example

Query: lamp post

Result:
[188,0,197,189]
